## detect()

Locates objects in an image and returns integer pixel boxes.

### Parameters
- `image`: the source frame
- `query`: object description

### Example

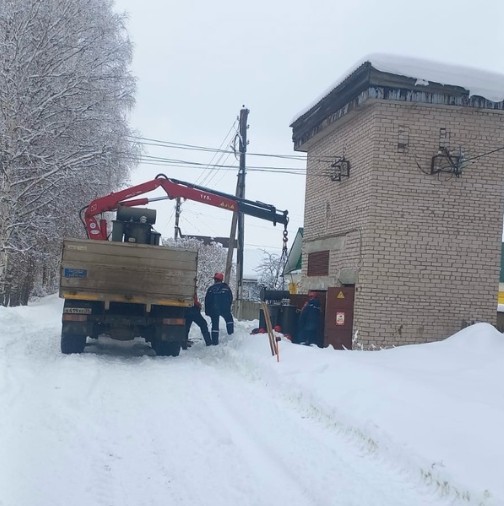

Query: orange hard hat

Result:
[213,272,224,281]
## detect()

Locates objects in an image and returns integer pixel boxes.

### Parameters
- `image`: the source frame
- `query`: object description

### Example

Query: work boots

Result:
[226,320,234,335]
[203,330,212,346]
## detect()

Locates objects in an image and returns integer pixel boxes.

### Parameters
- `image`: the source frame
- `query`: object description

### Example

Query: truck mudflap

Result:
[149,307,186,356]
[61,300,95,343]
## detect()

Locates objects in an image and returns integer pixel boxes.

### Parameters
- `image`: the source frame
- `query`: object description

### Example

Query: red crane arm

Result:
[83,174,288,241]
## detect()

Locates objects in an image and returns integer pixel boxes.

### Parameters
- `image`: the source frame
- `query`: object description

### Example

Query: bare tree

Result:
[0,0,139,305]
[254,249,285,290]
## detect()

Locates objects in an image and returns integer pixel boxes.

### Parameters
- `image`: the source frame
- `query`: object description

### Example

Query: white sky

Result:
[1,295,503,505]
[110,0,504,273]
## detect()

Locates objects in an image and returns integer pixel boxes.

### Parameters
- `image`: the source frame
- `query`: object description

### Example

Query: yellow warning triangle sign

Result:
[337,291,345,299]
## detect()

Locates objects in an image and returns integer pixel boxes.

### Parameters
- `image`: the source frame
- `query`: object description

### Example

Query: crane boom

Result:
[83,173,289,241]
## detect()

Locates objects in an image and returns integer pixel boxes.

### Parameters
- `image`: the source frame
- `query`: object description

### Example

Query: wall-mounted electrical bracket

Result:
[430,147,465,177]
[330,157,351,181]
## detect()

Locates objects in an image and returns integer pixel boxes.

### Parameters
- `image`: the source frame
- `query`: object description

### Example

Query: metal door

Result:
[324,287,354,349]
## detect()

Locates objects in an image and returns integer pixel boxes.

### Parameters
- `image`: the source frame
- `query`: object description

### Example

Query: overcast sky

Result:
[111,0,504,264]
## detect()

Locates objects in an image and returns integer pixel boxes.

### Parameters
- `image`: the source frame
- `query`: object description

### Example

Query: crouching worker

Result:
[185,295,211,347]
[204,272,234,345]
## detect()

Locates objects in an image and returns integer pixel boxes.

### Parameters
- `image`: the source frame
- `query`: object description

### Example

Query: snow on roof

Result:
[291,53,504,124]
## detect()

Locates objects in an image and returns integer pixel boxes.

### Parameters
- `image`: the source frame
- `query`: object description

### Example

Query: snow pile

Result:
[292,53,504,123]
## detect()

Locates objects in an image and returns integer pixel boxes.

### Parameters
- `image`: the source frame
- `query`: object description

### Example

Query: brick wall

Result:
[302,100,504,347]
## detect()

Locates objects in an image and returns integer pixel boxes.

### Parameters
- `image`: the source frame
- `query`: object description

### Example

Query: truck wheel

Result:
[168,342,181,357]
[153,340,181,357]
[61,333,87,354]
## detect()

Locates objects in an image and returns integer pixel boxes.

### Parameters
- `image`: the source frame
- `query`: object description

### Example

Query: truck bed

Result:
[59,238,197,307]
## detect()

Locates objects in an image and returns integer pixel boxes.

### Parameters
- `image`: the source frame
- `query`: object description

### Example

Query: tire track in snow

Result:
[176,354,452,506]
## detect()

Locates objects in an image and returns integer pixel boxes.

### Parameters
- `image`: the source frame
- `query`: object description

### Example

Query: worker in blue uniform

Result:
[185,295,211,347]
[204,272,234,345]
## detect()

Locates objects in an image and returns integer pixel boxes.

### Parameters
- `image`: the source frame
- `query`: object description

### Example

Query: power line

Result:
[121,151,362,179]
[127,133,504,170]
[128,135,504,181]
[117,152,308,174]
[464,145,504,163]
[197,119,238,188]
[126,134,334,162]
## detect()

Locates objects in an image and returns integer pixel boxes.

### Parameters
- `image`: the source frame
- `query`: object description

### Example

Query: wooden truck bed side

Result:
[59,238,197,307]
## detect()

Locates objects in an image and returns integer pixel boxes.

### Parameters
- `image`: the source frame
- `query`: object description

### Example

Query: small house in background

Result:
[291,54,504,348]
[282,227,303,293]
[242,277,261,301]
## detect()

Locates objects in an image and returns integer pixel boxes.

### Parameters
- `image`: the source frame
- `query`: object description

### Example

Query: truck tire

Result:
[168,342,181,357]
[61,333,87,354]
[153,340,181,357]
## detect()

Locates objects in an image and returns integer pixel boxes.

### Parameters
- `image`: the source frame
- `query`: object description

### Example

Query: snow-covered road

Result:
[0,296,495,506]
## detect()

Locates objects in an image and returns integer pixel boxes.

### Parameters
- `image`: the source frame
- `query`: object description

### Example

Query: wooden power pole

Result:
[236,107,249,301]
[174,197,181,240]
[225,107,249,317]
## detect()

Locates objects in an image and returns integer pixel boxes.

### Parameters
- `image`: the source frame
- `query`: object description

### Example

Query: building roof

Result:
[291,54,504,151]
[283,227,303,275]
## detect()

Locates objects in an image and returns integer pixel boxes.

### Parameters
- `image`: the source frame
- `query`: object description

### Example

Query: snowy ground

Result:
[1,294,502,506]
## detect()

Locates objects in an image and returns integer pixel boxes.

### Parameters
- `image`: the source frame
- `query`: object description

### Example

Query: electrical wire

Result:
[117,151,308,174]
[197,119,238,187]
[128,132,504,183]
[126,134,334,163]
[127,132,504,169]
[464,145,504,163]
[413,142,504,180]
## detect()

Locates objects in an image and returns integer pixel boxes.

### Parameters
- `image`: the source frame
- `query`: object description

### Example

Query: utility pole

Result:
[225,107,249,318]
[174,197,181,240]
[236,107,248,303]
[224,185,239,281]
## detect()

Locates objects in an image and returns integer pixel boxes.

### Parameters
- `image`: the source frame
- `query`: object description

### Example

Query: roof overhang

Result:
[291,58,504,152]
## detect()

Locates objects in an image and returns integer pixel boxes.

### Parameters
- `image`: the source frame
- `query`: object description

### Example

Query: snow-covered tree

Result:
[163,237,236,306]
[0,0,139,305]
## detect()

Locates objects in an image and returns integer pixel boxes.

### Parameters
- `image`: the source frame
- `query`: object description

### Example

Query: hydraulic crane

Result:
[81,172,289,250]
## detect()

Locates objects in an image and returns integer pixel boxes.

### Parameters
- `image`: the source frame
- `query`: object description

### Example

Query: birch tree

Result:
[0,0,139,305]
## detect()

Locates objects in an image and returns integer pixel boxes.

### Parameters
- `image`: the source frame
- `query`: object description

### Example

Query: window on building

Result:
[307,250,329,276]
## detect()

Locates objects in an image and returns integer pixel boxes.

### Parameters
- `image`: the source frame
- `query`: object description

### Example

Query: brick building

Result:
[290,54,504,348]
